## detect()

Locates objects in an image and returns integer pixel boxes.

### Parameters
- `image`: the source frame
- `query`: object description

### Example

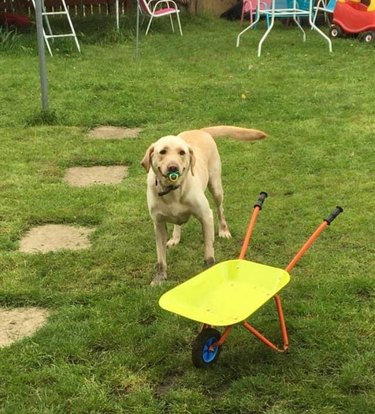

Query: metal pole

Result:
[136,0,140,58]
[116,0,119,29]
[35,0,49,111]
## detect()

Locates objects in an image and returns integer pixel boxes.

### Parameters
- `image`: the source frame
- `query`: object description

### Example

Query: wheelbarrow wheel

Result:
[192,328,221,368]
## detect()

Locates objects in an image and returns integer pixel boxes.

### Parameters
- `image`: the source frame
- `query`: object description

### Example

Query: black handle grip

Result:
[324,206,343,225]
[254,192,268,210]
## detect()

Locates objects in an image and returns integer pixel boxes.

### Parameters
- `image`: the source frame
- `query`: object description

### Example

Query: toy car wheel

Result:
[192,328,221,368]
[329,25,342,38]
[359,31,374,43]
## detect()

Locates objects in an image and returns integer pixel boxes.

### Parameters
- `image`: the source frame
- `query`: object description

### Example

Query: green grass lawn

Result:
[0,11,374,413]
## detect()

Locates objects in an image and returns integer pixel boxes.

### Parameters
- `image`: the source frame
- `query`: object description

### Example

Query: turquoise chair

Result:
[313,0,337,26]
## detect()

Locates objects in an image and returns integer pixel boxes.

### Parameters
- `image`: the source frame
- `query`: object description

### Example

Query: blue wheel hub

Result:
[202,337,219,363]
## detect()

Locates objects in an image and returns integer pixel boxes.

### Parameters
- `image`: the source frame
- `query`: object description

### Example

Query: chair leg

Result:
[144,12,182,36]
[176,13,183,35]
[312,8,318,26]
[145,16,153,35]
[169,14,175,33]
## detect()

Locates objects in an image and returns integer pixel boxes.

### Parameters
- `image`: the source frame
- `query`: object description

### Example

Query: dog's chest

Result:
[151,200,191,225]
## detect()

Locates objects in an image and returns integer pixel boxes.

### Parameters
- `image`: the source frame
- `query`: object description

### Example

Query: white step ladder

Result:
[32,0,81,56]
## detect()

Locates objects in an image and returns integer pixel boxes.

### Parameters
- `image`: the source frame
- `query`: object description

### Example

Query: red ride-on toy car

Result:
[330,0,375,42]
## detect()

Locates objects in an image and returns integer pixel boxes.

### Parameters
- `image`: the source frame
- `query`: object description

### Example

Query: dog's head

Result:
[141,136,196,184]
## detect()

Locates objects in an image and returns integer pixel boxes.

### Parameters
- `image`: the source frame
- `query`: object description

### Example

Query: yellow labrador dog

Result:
[141,126,266,286]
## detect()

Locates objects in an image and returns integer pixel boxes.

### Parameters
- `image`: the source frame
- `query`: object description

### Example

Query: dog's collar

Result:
[158,185,181,197]
[156,179,181,197]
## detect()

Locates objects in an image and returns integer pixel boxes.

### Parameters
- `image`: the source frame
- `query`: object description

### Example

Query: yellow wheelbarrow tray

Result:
[159,192,343,368]
[159,259,290,327]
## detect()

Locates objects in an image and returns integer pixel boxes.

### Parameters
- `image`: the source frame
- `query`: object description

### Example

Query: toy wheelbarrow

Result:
[159,192,343,368]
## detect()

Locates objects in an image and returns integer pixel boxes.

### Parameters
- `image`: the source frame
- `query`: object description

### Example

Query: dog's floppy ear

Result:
[189,146,196,176]
[141,145,154,172]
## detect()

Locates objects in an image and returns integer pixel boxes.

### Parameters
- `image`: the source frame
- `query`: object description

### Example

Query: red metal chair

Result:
[138,0,183,35]
[241,0,272,27]
[241,0,256,25]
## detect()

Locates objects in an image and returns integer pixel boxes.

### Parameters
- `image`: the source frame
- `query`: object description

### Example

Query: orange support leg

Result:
[241,294,289,353]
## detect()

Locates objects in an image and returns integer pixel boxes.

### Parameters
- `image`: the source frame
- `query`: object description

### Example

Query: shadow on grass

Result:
[25,109,59,126]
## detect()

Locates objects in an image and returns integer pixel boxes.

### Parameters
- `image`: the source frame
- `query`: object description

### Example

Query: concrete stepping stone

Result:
[63,166,128,187]
[0,307,50,347]
[19,224,95,254]
[88,126,142,140]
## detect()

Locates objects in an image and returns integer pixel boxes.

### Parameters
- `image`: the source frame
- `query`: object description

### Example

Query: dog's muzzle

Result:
[167,171,180,183]
[155,166,184,196]
[157,171,181,197]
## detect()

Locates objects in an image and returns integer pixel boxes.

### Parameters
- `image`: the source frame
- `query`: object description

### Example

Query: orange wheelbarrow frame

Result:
[159,192,343,367]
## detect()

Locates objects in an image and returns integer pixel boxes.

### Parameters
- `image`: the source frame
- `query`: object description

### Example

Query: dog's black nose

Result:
[168,165,179,173]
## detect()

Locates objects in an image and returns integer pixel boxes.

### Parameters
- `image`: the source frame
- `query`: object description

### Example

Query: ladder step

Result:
[45,34,76,39]
[42,11,69,16]
[32,0,81,56]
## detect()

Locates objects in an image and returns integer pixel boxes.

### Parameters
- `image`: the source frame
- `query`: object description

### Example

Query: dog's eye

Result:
[159,149,167,155]
[179,150,186,156]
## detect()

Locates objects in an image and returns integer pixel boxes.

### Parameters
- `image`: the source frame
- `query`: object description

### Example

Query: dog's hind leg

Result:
[167,225,181,248]
[197,207,215,267]
[208,175,232,239]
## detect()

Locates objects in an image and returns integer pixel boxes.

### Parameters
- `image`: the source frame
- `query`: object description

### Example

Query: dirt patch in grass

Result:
[0,307,50,348]
[63,166,128,187]
[19,224,95,253]
[88,126,142,140]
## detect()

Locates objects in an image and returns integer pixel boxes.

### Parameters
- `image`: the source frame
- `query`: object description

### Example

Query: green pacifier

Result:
[168,172,180,183]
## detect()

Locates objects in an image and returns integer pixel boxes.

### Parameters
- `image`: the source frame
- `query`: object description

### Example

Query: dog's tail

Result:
[201,126,266,141]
